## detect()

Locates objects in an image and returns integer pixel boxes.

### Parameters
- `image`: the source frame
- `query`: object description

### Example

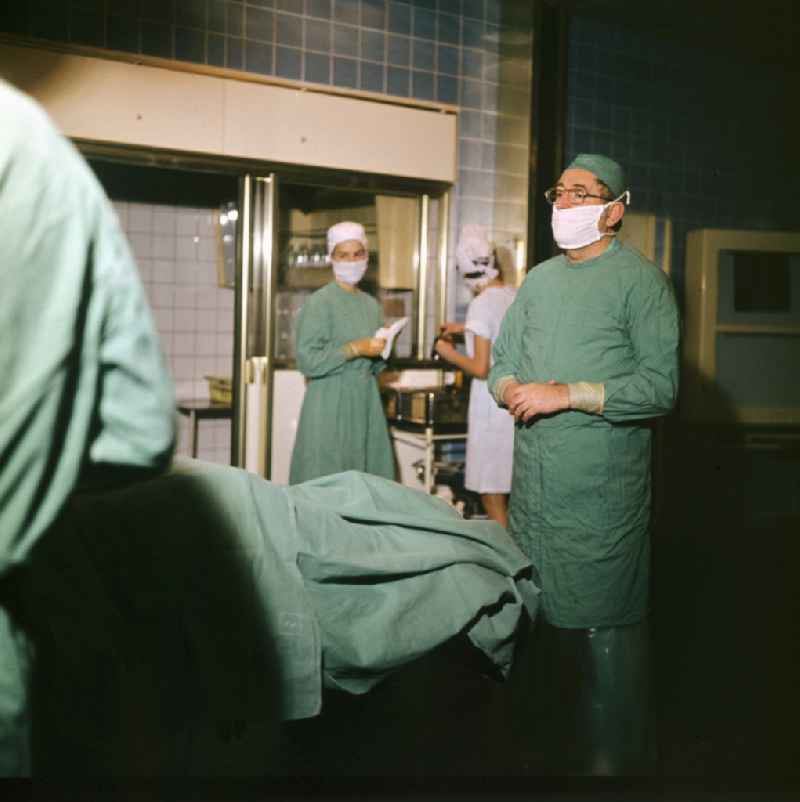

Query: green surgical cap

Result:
[566,153,626,197]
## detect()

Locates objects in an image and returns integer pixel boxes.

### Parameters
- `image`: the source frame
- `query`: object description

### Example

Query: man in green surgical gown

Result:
[0,81,175,775]
[489,154,680,774]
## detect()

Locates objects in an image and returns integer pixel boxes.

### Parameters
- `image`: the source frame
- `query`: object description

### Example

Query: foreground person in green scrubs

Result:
[0,81,175,775]
[289,221,395,484]
[489,154,680,774]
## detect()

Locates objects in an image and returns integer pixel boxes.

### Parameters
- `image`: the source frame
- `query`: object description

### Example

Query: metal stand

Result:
[390,425,466,493]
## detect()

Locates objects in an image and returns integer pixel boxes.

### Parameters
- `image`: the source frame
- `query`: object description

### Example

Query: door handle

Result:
[245,356,268,384]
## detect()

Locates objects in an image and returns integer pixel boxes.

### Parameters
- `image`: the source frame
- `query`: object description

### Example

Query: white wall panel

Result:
[0,42,457,183]
[0,44,226,155]
[222,79,456,181]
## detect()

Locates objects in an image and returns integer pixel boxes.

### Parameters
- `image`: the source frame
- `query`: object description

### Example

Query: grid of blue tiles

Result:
[1,0,533,316]
[564,14,797,298]
[1,1,520,108]
[2,1,533,257]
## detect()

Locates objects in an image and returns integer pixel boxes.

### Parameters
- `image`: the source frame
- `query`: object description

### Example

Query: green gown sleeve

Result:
[370,300,387,376]
[488,289,525,401]
[295,291,351,379]
[600,270,680,422]
[0,81,177,779]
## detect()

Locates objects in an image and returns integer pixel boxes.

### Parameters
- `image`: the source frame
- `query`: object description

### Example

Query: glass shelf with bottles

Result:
[285,240,329,269]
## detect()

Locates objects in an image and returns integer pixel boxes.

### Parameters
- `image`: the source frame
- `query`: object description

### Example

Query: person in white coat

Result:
[434,225,516,527]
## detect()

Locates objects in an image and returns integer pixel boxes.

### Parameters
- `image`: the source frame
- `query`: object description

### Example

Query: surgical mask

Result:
[332,258,368,285]
[461,261,498,292]
[551,191,630,250]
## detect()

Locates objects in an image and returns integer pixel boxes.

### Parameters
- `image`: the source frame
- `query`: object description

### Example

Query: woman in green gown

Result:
[289,222,395,484]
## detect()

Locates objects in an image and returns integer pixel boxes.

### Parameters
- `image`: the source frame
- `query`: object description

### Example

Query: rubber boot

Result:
[536,618,656,776]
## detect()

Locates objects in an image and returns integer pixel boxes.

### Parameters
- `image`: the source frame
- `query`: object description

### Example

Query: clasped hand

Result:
[503,380,569,422]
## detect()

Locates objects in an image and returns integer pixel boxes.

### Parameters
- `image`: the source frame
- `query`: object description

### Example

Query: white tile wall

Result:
[114,200,234,465]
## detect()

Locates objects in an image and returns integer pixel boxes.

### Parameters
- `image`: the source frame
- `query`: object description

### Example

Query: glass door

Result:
[267,182,445,483]
[231,174,277,476]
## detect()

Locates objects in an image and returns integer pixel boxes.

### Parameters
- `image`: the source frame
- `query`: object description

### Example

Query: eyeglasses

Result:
[544,187,612,205]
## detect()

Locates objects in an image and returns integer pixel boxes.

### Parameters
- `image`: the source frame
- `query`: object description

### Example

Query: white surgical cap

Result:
[327,221,368,258]
[456,224,495,275]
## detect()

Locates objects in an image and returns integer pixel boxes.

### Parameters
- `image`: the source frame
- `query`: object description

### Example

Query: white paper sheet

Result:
[374,317,409,360]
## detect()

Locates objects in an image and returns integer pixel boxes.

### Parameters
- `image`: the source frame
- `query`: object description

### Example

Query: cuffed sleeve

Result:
[567,381,605,414]
[492,375,517,407]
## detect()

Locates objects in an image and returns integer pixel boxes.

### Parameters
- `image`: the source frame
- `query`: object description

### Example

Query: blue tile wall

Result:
[437,42,458,74]
[565,15,800,300]
[387,2,410,35]
[176,1,207,31]
[141,21,173,58]
[333,55,357,88]
[412,7,436,40]
[208,3,224,32]
[228,5,244,37]
[386,65,409,97]
[436,74,458,104]
[361,29,385,62]
[276,45,302,79]
[304,50,331,83]
[1,0,528,117]
[227,37,243,69]
[245,8,271,43]
[333,23,358,57]
[387,34,409,66]
[207,32,225,66]
[334,0,360,27]
[245,39,272,74]
[412,69,434,101]
[360,59,384,92]
[2,0,535,298]
[175,26,206,63]
[361,0,386,31]
[412,38,434,71]
[306,0,332,20]
[305,19,331,52]
[437,12,460,45]
[276,13,302,48]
